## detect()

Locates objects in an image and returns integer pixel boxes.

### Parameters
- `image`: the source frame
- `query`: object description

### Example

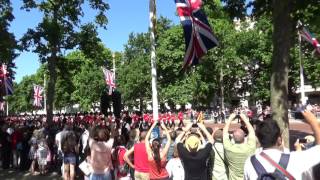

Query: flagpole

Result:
[298,32,307,105]
[112,53,116,80]
[149,0,159,121]
[44,74,47,113]
[6,98,8,116]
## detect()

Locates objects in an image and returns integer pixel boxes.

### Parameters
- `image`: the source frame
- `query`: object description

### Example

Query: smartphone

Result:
[299,138,307,143]
[192,123,198,128]
[295,105,306,119]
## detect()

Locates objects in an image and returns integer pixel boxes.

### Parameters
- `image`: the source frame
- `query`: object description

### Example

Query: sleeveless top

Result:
[134,142,149,173]
[148,158,169,180]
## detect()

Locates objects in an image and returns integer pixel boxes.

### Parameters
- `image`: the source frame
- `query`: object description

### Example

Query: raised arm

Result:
[175,123,193,143]
[145,121,157,157]
[160,123,171,159]
[240,114,255,136]
[303,111,320,145]
[223,113,236,145]
[198,123,214,144]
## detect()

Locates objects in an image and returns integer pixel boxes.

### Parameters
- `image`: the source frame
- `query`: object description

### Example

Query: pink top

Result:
[134,142,149,173]
[89,138,114,174]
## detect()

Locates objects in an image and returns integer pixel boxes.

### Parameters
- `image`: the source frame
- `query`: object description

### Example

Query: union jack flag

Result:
[0,64,13,96]
[102,67,116,95]
[174,0,218,69]
[33,85,44,107]
[298,21,320,54]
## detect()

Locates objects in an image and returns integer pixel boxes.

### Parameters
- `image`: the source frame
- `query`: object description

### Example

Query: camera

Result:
[192,123,199,128]
[235,112,241,119]
[298,138,307,143]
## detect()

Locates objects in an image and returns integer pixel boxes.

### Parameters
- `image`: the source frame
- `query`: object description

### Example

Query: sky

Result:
[10,0,180,83]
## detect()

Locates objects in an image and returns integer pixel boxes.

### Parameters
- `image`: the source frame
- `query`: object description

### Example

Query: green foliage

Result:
[71,61,105,111]
[7,66,45,113]
[20,0,109,122]
[117,32,151,110]
[0,0,18,79]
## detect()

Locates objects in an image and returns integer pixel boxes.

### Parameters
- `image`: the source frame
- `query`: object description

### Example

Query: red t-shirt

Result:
[134,143,149,173]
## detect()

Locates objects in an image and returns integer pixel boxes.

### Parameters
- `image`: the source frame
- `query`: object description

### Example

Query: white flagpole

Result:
[112,53,116,79]
[44,74,47,113]
[149,0,159,121]
[6,99,8,116]
[298,32,306,105]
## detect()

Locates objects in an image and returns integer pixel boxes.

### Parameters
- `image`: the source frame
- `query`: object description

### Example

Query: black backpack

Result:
[250,153,292,180]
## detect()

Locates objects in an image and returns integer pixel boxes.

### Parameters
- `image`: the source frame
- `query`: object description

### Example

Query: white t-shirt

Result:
[81,129,89,153]
[55,131,62,152]
[166,158,185,180]
[244,145,320,180]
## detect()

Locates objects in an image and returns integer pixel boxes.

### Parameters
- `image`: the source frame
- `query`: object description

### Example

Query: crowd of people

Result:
[0,109,320,180]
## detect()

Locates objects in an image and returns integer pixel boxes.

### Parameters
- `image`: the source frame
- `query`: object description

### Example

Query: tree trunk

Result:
[139,97,143,113]
[46,56,57,125]
[271,0,292,148]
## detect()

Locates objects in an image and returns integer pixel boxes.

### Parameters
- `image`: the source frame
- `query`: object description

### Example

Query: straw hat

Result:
[185,135,201,152]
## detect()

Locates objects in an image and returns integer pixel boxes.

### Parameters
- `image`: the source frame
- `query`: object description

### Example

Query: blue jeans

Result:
[90,172,112,180]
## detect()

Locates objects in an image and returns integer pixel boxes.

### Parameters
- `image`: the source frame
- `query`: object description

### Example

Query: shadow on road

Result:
[0,169,62,180]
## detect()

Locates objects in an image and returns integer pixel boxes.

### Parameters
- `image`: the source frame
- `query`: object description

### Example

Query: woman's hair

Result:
[114,135,127,147]
[92,126,110,142]
[151,138,161,173]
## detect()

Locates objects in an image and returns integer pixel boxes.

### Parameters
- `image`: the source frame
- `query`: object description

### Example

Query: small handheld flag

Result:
[174,0,218,69]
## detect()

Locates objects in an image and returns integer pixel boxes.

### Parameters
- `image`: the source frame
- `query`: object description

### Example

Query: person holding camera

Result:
[244,111,320,180]
[223,113,256,180]
[175,122,214,180]
[145,121,171,180]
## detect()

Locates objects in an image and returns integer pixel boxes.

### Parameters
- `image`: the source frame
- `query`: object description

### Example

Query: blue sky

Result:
[10,0,180,82]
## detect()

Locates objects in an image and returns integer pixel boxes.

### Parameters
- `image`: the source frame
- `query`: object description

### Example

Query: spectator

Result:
[212,128,228,180]
[124,130,149,180]
[166,145,184,180]
[244,111,320,179]
[89,126,115,180]
[145,122,171,180]
[113,135,130,180]
[176,123,214,180]
[61,129,78,180]
[0,124,11,169]
[29,130,39,175]
[223,113,256,180]
[37,138,49,175]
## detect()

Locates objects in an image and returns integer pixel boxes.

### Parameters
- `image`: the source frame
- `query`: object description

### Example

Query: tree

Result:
[0,0,18,96]
[72,61,105,111]
[21,0,109,123]
[7,66,45,113]
[117,32,151,112]
[221,0,320,147]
